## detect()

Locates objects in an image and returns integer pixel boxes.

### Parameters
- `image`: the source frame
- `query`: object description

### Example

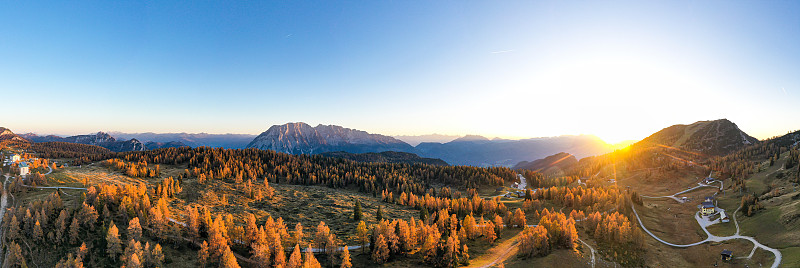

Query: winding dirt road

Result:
[578,238,596,268]
[470,233,521,268]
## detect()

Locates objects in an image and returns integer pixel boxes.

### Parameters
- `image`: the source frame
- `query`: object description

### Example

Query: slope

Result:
[635,119,758,157]
[513,152,578,173]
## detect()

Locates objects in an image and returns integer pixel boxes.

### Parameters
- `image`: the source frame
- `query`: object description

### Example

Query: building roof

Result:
[18,162,28,167]
[720,211,728,218]
[701,202,714,208]
[721,250,733,255]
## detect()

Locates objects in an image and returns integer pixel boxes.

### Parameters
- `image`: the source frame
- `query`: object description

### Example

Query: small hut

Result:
[721,249,733,261]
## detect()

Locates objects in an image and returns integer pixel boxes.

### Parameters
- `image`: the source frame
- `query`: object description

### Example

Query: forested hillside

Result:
[318,151,449,166]
[114,147,514,195]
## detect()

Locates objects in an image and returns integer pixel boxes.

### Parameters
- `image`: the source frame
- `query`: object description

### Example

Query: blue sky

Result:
[2,1,799,143]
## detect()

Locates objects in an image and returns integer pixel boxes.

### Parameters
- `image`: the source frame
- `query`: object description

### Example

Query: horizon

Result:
[2,1,800,144]
[6,117,792,147]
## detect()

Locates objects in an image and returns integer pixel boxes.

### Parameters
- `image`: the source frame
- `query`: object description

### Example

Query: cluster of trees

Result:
[518,210,577,258]
[537,210,578,250]
[381,189,509,219]
[6,172,48,192]
[519,225,550,258]
[105,219,165,267]
[741,194,762,216]
[709,138,800,195]
[184,203,352,268]
[153,176,182,198]
[786,148,800,181]
[2,186,166,267]
[25,156,53,170]
[710,130,799,181]
[104,158,161,178]
[195,212,247,267]
[0,138,31,150]
[514,181,646,264]
[241,177,275,201]
[521,170,578,188]
[27,141,114,165]
[585,211,644,247]
[522,199,543,212]
[528,185,629,213]
[367,215,470,267]
[786,148,799,168]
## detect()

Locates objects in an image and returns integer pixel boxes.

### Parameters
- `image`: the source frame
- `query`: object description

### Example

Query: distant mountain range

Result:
[18,131,257,151]
[109,132,256,149]
[7,118,762,167]
[414,134,612,167]
[633,119,758,156]
[319,151,449,166]
[144,141,188,150]
[393,134,460,146]
[20,132,149,152]
[245,122,615,167]
[246,119,763,167]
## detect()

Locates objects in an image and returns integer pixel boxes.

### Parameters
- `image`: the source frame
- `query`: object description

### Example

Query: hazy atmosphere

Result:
[2,1,799,143]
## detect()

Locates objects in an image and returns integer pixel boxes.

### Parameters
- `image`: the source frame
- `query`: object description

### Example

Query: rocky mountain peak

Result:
[247,122,412,154]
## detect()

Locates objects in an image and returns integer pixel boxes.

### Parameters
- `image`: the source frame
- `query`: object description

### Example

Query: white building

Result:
[10,154,21,162]
[18,162,29,177]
